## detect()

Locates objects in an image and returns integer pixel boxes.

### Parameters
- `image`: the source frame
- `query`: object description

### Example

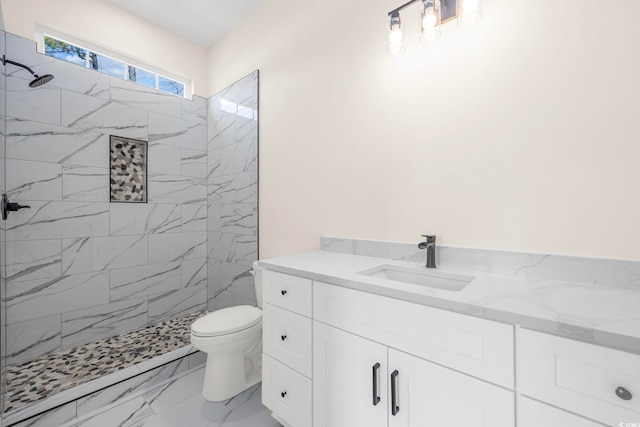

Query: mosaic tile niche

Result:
[110,135,147,202]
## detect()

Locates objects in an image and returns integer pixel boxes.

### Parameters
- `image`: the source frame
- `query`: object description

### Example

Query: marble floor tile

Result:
[142,368,204,414]
[66,377,278,427]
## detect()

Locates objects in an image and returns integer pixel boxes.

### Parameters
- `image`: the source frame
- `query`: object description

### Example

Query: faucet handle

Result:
[421,235,436,243]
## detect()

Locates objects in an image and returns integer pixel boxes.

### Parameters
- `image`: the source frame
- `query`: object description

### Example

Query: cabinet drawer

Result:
[262,353,312,427]
[263,303,312,378]
[519,397,605,427]
[263,270,312,317]
[313,282,514,388]
[520,329,640,426]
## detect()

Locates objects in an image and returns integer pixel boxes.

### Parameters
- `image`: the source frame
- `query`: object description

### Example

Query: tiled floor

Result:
[5,311,207,413]
[62,367,281,427]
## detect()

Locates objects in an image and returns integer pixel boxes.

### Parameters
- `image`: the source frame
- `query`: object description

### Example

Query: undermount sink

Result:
[357,264,474,292]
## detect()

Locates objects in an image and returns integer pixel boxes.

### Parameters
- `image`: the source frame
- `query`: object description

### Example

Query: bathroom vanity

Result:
[258,245,640,427]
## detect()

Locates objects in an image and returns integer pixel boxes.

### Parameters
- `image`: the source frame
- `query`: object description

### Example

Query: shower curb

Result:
[3,345,200,427]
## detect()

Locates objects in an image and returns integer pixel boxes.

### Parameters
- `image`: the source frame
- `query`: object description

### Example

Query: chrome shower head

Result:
[29,74,55,88]
[2,55,55,88]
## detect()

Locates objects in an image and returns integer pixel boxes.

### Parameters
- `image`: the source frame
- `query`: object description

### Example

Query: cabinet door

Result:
[388,349,514,427]
[313,322,388,427]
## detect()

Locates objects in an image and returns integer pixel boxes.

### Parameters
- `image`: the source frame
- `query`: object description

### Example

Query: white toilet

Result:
[190,262,264,401]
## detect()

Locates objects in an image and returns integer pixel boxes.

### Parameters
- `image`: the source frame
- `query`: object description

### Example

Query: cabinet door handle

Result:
[372,363,381,406]
[281,289,287,295]
[616,386,633,401]
[281,391,287,398]
[281,335,287,341]
[391,370,400,416]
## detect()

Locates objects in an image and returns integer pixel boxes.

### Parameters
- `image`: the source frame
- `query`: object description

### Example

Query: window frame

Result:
[36,25,192,99]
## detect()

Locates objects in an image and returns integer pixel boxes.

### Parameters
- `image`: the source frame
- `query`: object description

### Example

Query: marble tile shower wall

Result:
[1,29,7,414]
[1,33,209,367]
[206,72,258,311]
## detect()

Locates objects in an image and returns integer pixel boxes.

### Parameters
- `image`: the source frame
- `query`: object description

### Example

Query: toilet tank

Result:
[252,261,264,309]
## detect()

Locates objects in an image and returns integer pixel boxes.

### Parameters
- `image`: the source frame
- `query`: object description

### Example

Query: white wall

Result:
[207,0,640,261]
[1,0,209,96]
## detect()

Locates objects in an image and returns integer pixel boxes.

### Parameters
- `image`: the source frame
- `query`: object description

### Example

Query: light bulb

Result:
[389,28,403,44]
[457,0,482,27]
[422,10,437,29]
[461,0,479,12]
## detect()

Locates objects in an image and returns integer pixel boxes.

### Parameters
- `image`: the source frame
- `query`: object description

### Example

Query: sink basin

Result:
[357,265,474,292]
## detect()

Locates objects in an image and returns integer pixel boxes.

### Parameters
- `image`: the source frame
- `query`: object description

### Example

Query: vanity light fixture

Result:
[386,0,483,57]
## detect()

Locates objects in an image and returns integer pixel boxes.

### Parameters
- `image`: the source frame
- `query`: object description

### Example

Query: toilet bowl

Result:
[190,262,264,401]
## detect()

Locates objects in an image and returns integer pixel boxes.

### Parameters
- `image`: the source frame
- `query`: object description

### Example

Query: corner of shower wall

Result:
[207,70,259,312]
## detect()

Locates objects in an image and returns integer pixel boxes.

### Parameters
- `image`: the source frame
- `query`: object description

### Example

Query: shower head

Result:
[29,74,55,88]
[2,55,55,87]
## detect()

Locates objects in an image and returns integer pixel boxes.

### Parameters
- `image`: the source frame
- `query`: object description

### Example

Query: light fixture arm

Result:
[388,0,422,17]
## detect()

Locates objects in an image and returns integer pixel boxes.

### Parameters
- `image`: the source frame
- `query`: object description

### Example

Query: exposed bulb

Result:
[386,12,405,57]
[389,27,403,44]
[422,10,437,29]
[461,0,479,11]
[457,0,482,27]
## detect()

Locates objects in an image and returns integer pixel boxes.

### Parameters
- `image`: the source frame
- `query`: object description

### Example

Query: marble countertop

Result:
[257,250,640,355]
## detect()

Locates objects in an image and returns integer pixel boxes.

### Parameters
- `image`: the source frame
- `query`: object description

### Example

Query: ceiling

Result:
[108,0,265,48]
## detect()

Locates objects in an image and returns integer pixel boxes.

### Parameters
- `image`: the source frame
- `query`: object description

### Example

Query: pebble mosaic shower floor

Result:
[4,311,207,413]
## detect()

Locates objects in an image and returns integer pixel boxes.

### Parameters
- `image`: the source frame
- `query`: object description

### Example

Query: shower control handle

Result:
[1,193,31,220]
[8,202,31,211]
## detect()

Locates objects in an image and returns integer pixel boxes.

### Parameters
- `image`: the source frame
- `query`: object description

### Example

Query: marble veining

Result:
[6,118,108,168]
[258,248,640,354]
[4,311,206,413]
[206,71,258,313]
[2,30,214,413]
[321,236,640,290]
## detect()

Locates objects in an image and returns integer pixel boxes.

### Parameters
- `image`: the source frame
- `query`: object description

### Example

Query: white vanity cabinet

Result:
[261,271,313,427]
[313,322,388,427]
[313,322,514,427]
[519,329,640,427]
[260,267,639,427]
[312,282,515,427]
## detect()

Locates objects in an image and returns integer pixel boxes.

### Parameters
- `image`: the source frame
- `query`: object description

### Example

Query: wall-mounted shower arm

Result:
[1,55,55,88]
[2,55,37,76]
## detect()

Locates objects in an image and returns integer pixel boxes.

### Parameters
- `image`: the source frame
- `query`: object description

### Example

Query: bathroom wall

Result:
[2,32,208,367]
[207,0,640,261]
[0,0,208,97]
[206,71,259,310]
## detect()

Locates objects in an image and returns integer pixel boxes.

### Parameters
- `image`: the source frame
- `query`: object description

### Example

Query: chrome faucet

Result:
[418,235,436,268]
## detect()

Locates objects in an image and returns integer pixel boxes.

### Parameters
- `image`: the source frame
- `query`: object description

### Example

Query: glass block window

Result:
[43,35,188,98]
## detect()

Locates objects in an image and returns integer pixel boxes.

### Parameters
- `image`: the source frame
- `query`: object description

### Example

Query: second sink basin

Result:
[357,264,474,292]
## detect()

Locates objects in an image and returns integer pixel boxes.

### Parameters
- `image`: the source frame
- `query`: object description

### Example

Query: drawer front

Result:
[262,353,312,427]
[263,270,312,317]
[520,329,640,426]
[313,282,514,388]
[519,397,605,427]
[263,303,313,378]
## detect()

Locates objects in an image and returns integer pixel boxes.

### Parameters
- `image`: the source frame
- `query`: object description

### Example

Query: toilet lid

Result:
[191,305,262,337]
